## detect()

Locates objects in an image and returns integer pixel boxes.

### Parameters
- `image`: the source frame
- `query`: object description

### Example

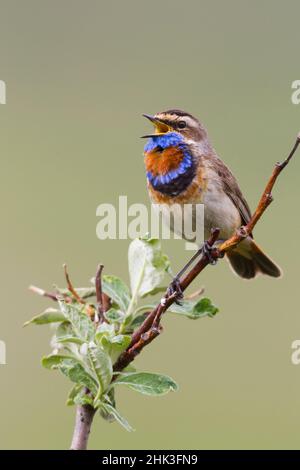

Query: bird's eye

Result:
[177,120,186,129]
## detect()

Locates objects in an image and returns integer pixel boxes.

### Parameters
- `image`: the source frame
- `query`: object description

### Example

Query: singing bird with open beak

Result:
[142,109,281,279]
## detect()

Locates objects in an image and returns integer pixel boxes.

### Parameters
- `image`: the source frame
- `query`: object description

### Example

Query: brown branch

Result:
[29,285,61,302]
[95,264,105,324]
[63,264,85,304]
[219,133,300,253]
[70,264,109,450]
[114,133,300,373]
[102,293,111,312]
[70,404,96,450]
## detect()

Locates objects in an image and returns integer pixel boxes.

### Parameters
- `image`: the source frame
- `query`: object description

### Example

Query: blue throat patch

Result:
[144,132,184,153]
[144,132,193,188]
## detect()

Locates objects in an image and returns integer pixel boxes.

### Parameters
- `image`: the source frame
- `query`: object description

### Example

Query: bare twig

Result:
[184,287,205,301]
[29,285,60,302]
[219,133,300,253]
[95,264,105,324]
[102,293,111,312]
[63,264,85,304]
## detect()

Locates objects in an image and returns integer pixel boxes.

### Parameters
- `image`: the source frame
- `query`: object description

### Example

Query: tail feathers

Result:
[227,252,257,279]
[252,243,282,278]
[227,242,282,279]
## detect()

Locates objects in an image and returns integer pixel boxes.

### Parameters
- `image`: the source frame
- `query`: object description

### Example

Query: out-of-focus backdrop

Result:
[0,0,299,449]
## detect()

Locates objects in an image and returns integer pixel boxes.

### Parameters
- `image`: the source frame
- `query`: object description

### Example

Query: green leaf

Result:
[88,345,113,400]
[95,321,131,361]
[42,353,75,369]
[100,389,116,422]
[128,238,170,301]
[96,322,115,338]
[101,403,134,432]
[109,335,131,363]
[113,372,178,396]
[95,322,115,347]
[67,385,94,406]
[128,311,150,332]
[110,335,131,348]
[101,275,131,312]
[133,305,155,316]
[60,360,98,396]
[66,384,83,406]
[59,301,95,342]
[42,354,98,396]
[74,393,94,406]
[57,336,84,345]
[105,308,124,324]
[55,321,84,345]
[24,308,65,326]
[168,297,219,319]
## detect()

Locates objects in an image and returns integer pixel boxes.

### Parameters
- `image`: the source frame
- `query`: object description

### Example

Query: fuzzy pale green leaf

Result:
[104,308,124,324]
[67,384,94,406]
[60,360,98,396]
[101,275,131,312]
[66,384,83,406]
[168,297,219,319]
[59,301,95,342]
[42,354,98,396]
[108,335,131,363]
[24,308,65,327]
[112,372,178,396]
[88,345,113,399]
[42,353,75,369]
[128,237,170,299]
[101,403,134,432]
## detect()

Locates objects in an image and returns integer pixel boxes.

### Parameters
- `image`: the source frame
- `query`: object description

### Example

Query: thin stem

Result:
[185,287,205,300]
[95,264,105,324]
[63,264,85,304]
[69,265,110,450]
[70,404,96,450]
[29,285,60,302]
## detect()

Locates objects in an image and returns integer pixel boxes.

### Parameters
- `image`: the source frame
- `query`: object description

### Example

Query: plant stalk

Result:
[70,404,96,450]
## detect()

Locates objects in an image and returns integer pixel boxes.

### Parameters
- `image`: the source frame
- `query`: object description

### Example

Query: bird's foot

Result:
[167,277,184,305]
[202,241,218,265]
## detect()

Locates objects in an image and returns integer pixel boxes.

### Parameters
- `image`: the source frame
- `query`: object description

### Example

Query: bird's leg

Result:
[167,240,222,303]
[167,246,206,304]
[202,240,218,265]
[166,277,184,305]
[172,247,204,284]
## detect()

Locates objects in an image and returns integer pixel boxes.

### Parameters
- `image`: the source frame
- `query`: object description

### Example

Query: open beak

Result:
[141,114,172,138]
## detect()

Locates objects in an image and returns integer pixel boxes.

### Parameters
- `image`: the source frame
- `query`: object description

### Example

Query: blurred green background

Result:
[0,0,300,450]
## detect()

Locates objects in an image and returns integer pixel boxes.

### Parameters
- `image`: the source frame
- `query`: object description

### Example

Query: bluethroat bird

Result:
[142,109,281,280]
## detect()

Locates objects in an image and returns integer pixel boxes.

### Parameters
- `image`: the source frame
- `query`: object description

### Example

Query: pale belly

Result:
[149,178,242,245]
[202,183,242,241]
[151,191,240,246]
[154,201,205,245]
